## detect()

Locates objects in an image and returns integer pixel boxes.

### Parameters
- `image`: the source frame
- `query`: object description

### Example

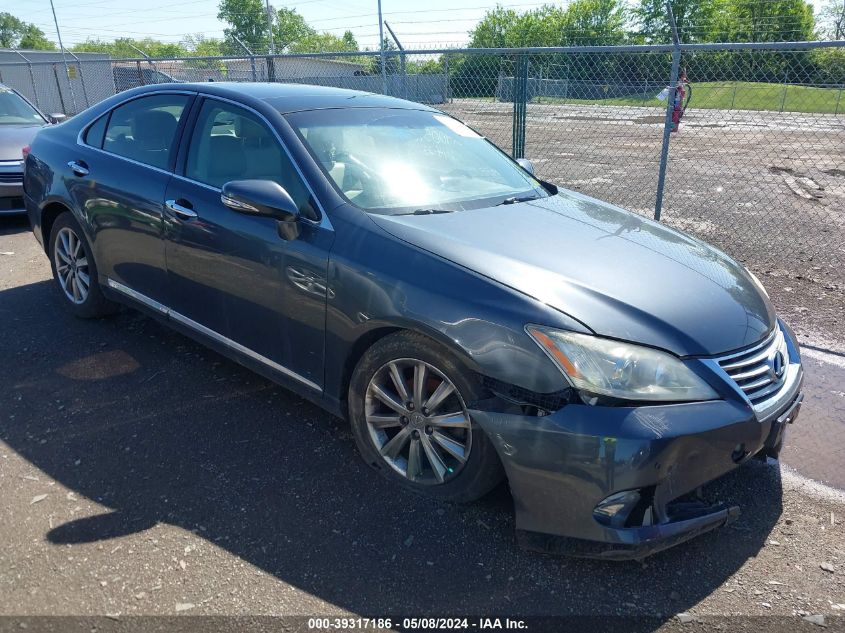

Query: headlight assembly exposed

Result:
[526,325,718,403]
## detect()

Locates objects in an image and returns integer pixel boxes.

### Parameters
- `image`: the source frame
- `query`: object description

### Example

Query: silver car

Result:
[0,84,63,216]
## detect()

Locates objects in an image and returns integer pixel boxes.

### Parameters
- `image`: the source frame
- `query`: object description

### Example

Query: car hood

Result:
[370,191,776,357]
[0,124,44,161]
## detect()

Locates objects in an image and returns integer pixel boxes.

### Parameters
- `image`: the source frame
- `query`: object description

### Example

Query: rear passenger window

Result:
[103,94,189,169]
[185,99,317,220]
[85,114,108,148]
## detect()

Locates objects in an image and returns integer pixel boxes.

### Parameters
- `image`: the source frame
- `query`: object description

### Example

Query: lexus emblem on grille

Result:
[769,350,786,381]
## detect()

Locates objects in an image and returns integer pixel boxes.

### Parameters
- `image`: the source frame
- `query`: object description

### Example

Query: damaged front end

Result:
[468,377,802,560]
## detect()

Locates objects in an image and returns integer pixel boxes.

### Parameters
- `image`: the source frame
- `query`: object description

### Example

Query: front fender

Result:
[323,209,583,410]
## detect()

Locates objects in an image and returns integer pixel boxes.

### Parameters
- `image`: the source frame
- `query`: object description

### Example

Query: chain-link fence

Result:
[1,41,843,338]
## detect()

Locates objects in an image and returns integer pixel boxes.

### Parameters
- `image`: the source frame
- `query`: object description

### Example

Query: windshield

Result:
[0,87,45,125]
[285,108,547,214]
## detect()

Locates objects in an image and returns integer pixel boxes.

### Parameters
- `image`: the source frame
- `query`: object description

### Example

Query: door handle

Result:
[165,199,198,220]
[67,160,89,177]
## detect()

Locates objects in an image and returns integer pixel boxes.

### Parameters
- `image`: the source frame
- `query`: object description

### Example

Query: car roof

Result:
[175,82,438,114]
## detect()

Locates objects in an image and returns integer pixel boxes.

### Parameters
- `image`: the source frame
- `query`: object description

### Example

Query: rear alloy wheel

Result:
[48,212,117,319]
[349,331,503,502]
[365,358,471,485]
[54,226,90,305]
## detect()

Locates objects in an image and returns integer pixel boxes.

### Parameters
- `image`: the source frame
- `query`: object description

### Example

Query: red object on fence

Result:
[671,79,686,133]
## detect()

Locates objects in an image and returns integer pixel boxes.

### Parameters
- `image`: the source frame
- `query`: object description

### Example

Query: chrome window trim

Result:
[73,88,331,230]
[185,93,331,230]
[75,89,199,148]
[106,277,322,392]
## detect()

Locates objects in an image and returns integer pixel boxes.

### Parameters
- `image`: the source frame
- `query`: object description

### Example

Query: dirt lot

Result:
[440,100,845,352]
[2,211,845,629]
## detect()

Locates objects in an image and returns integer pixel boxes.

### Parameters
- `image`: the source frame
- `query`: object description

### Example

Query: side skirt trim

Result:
[105,277,322,392]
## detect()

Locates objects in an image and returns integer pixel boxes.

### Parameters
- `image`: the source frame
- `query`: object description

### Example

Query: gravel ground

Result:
[2,213,845,628]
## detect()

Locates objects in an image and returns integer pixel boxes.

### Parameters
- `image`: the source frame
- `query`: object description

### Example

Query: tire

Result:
[349,331,504,502]
[48,212,118,319]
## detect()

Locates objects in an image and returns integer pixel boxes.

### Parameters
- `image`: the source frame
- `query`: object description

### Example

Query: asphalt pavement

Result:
[2,216,844,624]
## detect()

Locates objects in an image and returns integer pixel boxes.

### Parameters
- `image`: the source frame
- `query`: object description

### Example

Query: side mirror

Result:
[221,179,300,240]
[516,158,535,175]
[49,113,67,124]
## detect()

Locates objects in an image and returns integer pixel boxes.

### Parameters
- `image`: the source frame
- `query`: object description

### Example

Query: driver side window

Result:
[185,100,317,220]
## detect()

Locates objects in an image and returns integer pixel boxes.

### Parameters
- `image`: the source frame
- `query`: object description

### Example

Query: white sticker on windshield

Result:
[433,114,481,138]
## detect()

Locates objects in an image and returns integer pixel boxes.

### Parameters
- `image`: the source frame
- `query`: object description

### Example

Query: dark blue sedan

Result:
[23,83,803,559]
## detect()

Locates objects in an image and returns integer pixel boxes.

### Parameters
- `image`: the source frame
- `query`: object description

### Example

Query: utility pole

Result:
[48,0,77,113]
[377,0,386,94]
[266,0,276,54]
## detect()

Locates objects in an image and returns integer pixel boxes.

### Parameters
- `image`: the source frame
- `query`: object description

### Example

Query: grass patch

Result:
[533,81,845,114]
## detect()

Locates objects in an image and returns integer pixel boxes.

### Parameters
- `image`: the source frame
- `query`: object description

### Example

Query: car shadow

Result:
[0,279,783,619]
[1,215,31,237]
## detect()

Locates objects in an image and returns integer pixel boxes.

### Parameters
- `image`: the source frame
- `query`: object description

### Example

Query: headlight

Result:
[526,325,718,402]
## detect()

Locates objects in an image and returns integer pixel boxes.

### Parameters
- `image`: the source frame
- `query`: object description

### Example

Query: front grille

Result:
[0,172,22,183]
[716,327,789,404]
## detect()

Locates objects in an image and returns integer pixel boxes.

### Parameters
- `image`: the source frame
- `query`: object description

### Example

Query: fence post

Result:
[512,54,528,159]
[836,86,842,116]
[13,50,41,110]
[233,36,257,83]
[654,2,681,222]
[779,67,788,112]
[444,53,451,103]
[68,52,91,108]
[52,63,67,114]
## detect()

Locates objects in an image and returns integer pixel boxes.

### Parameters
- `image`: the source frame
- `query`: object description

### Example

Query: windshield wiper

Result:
[496,194,541,206]
[396,208,454,216]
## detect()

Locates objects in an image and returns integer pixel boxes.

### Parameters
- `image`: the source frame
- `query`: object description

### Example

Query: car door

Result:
[163,96,335,389]
[70,91,194,306]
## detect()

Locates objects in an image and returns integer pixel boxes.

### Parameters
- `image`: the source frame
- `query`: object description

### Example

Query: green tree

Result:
[218,0,269,51]
[634,0,717,43]
[290,30,359,53]
[819,0,845,39]
[0,12,55,49]
[468,2,626,48]
[559,0,627,45]
[184,34,224,58]
[366,38,401,75]
[182,35,225,70]
[707,0,815,42]
[273,7,315,50]
[71,37,187,59]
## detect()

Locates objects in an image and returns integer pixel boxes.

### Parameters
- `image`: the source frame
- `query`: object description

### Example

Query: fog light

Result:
[593,490,642,528]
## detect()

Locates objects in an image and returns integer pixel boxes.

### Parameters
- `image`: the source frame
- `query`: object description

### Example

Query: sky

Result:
[3,0,831,52]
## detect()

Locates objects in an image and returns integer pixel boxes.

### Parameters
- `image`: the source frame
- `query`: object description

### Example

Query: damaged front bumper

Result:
[469,367,803,560]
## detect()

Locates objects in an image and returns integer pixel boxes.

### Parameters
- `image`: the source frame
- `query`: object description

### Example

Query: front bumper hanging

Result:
[469,374,803,559]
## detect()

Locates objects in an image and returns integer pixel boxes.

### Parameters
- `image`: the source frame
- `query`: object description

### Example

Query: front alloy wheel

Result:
[349,331,503,502]
[53,227,90,304]
[365,359,472,485]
